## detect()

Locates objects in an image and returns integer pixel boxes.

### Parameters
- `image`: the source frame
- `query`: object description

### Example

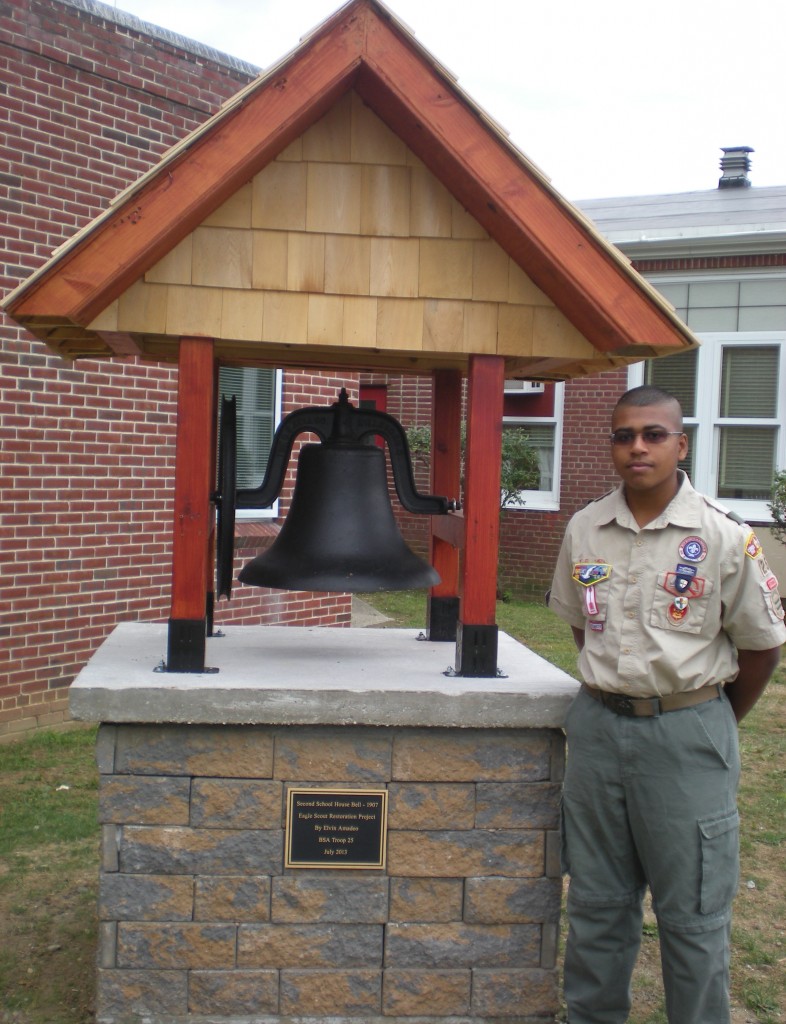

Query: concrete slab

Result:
[69,622,579,729]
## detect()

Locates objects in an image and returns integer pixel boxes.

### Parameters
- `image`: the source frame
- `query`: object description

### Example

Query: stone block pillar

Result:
[71,622,578,1024]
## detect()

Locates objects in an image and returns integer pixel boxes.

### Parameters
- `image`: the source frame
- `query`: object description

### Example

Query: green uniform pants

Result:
[561,686,740,1023]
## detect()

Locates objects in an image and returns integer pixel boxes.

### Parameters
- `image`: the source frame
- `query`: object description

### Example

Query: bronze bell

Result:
[215,389,458,596]
[238,442,439,593]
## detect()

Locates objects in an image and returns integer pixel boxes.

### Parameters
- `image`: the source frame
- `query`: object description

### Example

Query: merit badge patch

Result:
[668,596,690,624]
[678,536,707,563]
[572,563,612,586]
[745,532,763,559]
[674,562,698,593]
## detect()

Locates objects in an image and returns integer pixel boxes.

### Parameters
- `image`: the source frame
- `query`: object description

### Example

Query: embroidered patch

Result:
[745,532,763,559]
[589,621,605,632]
[766,575,779,592]
[668,596,690,624]
[771,591,785,621]
[664,573,706,599]
[674,562,698,592]
[572,563,612,586]
[678,536,707,562]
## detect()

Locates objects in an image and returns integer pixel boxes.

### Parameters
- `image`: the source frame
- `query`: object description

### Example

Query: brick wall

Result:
[0,0,350,740]
[379,370,627,597]
[95,721,564,1022]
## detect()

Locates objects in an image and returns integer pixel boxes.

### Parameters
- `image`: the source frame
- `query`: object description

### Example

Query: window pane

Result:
[644,348,697,417]
[504,424,554,491]
[218,367,277,490]
[679,425,696,482]
[717,426,777,500]
[719,346,779,418]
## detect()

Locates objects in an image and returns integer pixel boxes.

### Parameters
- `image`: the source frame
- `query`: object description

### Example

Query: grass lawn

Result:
[0,597,782,1023]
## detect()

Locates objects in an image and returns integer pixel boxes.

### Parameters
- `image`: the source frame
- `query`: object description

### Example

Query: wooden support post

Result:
[428,369,462,641]
[456,354,504,676]
[168,337,216,672]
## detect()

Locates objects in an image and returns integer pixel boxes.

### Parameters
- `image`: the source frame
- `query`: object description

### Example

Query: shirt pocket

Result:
[650,571,715,635]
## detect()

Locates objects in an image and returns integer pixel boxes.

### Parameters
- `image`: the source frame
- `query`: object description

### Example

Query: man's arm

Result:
[725,647,782,722]
[571,626,585,652]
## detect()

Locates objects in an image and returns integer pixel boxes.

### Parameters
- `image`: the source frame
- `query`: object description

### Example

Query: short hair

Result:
[614,385,683,427]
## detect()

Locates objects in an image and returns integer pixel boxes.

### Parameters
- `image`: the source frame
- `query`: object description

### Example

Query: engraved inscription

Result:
[285,789,388,869]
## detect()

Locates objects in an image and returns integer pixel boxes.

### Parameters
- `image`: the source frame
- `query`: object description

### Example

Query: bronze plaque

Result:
[285,788,388,869]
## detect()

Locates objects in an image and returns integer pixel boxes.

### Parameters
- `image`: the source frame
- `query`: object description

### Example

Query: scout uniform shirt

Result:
[549,472,786,697]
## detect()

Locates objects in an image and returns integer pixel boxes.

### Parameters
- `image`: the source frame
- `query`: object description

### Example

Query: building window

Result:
[502,383,564,511]
[218,367,282,518]
[632,333,785,521]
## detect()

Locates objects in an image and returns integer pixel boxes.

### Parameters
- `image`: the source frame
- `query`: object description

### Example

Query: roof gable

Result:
[3,0,696,377]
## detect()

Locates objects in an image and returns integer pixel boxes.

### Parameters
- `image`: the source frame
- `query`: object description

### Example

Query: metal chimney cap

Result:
[719,146,754,189]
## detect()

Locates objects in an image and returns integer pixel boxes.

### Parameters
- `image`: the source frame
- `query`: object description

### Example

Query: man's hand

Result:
[725,647,782,722]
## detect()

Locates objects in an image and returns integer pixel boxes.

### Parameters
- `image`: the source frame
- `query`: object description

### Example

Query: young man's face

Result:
[609,400,688,498]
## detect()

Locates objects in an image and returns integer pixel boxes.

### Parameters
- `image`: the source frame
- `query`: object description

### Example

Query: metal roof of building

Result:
[577,184,786,258]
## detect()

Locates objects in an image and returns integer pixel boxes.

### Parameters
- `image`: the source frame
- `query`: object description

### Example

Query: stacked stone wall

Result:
[96,721,565,1022]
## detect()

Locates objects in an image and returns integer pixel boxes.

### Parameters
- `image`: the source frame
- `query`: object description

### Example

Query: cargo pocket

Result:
[698,809,739,916]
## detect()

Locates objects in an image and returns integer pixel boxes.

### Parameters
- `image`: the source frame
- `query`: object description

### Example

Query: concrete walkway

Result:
[351,596,392,627]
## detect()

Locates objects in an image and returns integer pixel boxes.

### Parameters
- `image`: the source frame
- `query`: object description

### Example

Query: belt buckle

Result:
[610,694,636,716]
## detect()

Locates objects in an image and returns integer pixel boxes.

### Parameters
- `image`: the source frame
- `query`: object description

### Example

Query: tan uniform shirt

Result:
[549,473,786,697]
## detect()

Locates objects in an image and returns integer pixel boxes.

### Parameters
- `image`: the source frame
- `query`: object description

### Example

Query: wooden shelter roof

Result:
[2,0,697,379]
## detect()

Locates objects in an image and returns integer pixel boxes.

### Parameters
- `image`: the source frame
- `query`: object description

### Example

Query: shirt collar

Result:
[597,471,703,531]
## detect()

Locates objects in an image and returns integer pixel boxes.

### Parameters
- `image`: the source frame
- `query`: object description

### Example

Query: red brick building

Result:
[10,0,764,738]
[1,0,352,738]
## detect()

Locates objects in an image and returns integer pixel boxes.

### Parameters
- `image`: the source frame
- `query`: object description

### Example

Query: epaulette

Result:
[583,488,615,507]
[701,493,749,529]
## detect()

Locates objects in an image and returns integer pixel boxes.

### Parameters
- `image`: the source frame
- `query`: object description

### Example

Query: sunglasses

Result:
[609,429,684,446]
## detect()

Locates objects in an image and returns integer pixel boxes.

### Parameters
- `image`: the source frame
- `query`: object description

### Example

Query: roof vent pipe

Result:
[718,146,753,188]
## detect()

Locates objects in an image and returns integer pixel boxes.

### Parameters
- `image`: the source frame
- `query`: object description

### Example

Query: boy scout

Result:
[549,385,785,1023]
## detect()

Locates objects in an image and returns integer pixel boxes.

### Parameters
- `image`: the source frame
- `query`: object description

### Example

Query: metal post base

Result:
[455,622,499,677]
[427,595,459,642]
[166,618,207,673]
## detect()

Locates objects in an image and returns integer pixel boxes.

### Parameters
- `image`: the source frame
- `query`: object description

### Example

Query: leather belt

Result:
[581,683,721,718]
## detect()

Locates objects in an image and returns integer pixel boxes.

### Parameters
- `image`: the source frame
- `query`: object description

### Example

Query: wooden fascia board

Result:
[356,12,693,356]
[6,19,367,328]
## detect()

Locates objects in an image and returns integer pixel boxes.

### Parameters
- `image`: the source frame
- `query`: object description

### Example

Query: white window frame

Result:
[502,382,564,511]
[219,368,283,520]
[629,333,786,522]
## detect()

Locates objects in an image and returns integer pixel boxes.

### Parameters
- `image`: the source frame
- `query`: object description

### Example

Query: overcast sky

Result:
[110,0,786,201]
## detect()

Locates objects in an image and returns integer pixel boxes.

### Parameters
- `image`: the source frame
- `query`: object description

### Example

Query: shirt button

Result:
[627,612,636,619]
[629,576,637,584]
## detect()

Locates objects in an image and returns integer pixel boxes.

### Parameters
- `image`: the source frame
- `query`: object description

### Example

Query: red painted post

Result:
[457,354,504,675]
[168,337,216,671]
